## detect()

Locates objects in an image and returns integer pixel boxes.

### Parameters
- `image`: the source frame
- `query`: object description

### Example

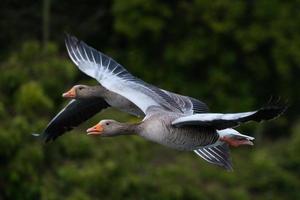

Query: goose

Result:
[37,87,142,142]
[86,104,284,170]
[40,83,208,142]
[62,34,285,170]
[38,35,209,142]
[62,84,144,117]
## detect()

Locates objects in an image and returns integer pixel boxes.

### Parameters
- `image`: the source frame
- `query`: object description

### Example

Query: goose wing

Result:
[160,90,209,114]
[38,98,109,142]
[194,143,232,171]
[65,34,208,115]
[172,104,286,130]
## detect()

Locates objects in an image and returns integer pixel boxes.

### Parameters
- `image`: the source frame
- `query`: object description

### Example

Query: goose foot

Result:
[220,136,254,147]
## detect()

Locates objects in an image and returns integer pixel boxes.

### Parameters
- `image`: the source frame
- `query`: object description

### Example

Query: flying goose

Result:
[86,103,284,170]
[38,85,143,142]
[63,34,285,170]
[38,35,209,142]
[62,84,144,117]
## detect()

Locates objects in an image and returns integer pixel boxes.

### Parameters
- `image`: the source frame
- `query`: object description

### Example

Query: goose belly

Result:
[140,121,219,151]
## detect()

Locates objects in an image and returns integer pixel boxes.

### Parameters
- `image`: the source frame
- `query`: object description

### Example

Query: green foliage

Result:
[113,0,171,39]
[0,0,299,199]
[16,81,53,117]
[0,41,78,199]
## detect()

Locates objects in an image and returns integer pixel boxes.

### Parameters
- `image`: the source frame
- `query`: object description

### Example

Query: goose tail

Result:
[194,129,254,171]
[218,128,255,141]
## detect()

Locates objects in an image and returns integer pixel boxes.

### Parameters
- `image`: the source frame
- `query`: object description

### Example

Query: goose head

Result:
[62,85,102,99]
[86,120,136,137]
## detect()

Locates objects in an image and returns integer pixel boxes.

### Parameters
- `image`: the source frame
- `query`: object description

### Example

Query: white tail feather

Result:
[217,128,254,140]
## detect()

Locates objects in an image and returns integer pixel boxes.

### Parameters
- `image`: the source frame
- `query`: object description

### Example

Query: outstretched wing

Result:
[37,98,109,142]
[65,34,208,115]
[172,104,286,129]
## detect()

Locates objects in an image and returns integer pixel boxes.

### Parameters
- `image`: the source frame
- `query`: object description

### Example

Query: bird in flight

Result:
[35,34,286,170]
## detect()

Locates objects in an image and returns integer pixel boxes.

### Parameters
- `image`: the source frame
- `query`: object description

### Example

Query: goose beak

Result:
[62,88,76,98]
[87,124,104,135]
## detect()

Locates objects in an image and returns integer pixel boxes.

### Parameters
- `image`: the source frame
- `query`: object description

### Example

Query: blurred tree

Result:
[0,0,299,199]
[42,0,51,48]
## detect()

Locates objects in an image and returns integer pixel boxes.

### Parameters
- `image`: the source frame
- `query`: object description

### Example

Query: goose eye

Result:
[105,122,110,126]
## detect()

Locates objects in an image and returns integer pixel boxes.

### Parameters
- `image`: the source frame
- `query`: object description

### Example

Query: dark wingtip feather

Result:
[65,34,80,46]
[258,97,288,121]
[42,132,54,143]
[32,132,52,143]
[247,97,288,123]
[31,132,52,143]
[64,33,79,49]
[64,32,71,44]
[219,158,233,171]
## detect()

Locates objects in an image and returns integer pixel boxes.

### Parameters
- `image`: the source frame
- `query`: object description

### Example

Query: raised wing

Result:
[65,34,208,115]
[37,98,109,142]
[172,104,286,130]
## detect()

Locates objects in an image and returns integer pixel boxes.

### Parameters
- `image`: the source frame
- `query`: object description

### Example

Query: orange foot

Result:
[220,136,254,147]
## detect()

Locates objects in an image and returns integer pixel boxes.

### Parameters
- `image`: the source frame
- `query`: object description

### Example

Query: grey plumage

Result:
[65,34,209,115]
[194,143,232,171]
[38,34,286,171]
[66,34,286,170]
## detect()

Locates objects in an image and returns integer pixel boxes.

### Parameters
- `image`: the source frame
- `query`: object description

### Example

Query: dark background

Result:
[0,0,299,199]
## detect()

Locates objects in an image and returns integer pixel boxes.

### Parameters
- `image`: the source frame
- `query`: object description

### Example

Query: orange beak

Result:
[62,88,76,98]
[86,124,104,135]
